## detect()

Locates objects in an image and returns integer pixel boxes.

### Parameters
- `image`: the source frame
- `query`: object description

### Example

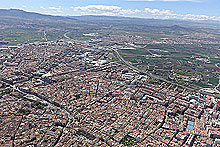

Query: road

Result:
[0,79,81,146]
[0,60,7,74]
[113,49,192,88]
[41,31,48,64]
[64,32,71,40]
[43,31,47,42]
[112,48,220,98]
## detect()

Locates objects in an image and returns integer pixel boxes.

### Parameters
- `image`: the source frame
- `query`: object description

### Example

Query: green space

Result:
[123,55,161,65]
[0,88,12,96]
[0,28,45,45]
[210,58,220,64]
[67,31,94,41]
[18,108,31,115]
[209,77,219,86]
[172,57,187,61]
[170,52,196,57]
[193,82,209,88]
[124,56,142,60]
[127,48,147,55]
[130,60,138,63]
[110,52,120,62]
[10,93,46,110]
[143,58,161,64]
[33,101,46,110]
[119,43,220,92]
[120,135,139,147]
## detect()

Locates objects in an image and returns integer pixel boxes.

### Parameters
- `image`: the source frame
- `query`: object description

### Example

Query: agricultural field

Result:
[118,43,220,91]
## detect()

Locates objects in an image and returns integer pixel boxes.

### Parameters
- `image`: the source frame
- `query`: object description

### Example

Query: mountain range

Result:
[0,9,219,44]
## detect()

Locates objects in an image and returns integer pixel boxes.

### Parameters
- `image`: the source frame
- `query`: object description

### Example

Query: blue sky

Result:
[1,0,220,21]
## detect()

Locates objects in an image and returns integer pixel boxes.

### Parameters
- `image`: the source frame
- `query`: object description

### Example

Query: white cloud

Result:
[40,6,46,10]
[48,6,62,12]
[71,5,220,21]
[73,5,121,12]
[143,7,220,21]
[71,5,141,16]
[144,8,172,15]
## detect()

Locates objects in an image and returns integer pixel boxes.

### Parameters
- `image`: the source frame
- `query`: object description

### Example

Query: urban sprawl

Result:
[1,35,220,147]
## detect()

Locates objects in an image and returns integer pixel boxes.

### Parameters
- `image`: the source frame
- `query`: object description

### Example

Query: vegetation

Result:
[120,135,139,147]
[209,77,219,86]
[193,82,209,88]
[119,43,220,92]
[0,9,220,95]
[33,101,45,110]
[127,48,147,55]
[10,93,46,109]
[211,58,220,64]
[18,108,31,115]
[0,88,12,96]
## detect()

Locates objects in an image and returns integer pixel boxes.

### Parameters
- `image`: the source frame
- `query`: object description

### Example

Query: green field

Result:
[209,77,219,86]
[193,82,210,88]
[127,48,147,55]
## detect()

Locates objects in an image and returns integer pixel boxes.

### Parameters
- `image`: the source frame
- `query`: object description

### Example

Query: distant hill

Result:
[0,9,219,30]
[0,9,80,28]
[70,15,199,34]
[0,9,219,44]
[72,15,220,28]
[0,9,79,22]
[0,9,216,32]
[0,9,87,44]
[71,15,187,26]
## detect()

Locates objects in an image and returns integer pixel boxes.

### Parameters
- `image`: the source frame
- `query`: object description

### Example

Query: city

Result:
[0,0,220,146]
[0,31,220,146]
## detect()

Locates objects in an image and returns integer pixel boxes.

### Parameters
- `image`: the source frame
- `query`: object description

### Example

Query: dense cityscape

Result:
[0,27,220,146]
[0,0,220,145]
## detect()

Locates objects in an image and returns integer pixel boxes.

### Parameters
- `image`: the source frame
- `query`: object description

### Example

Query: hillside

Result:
[0,9,219,44]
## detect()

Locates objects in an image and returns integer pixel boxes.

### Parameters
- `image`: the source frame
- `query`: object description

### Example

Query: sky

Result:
[1,0,220,21]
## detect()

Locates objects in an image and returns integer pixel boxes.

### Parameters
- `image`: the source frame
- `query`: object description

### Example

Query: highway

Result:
[112,48,220,97]
[61,33,218,97]
[41,31,48,64]
[64,32,71,40]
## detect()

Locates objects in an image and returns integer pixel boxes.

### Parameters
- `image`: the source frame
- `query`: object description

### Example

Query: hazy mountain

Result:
[0,9,216,32]
[0,9,85,34]
[0,9,76,22]
[0,9,219,44]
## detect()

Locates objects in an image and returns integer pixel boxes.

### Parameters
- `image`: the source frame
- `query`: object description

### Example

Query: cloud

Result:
[48,6,62,12]
[73,5,121,12]
[71,5,220,21]
[144,8,172,15]
[181,14,220,21]
[143,8,220,21]
[40,6,46,10]
[143,7,220,21]
[71,5,141,16]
